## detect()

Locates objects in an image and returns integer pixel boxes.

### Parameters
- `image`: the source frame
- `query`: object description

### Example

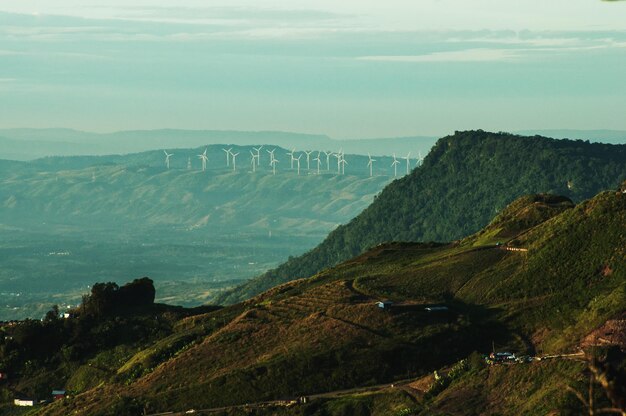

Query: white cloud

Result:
[0,49,26,56]
[357,48,521,63]
[3,0,625,31]
[446,36,584,47]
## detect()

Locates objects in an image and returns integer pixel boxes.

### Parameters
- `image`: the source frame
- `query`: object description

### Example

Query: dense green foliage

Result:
[220,131,626,303]
[81,278,156,317]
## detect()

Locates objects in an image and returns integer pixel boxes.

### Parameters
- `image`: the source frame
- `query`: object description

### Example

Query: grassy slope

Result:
[220,131,626,304]
[421,360,588,416]
[33,187,626,415]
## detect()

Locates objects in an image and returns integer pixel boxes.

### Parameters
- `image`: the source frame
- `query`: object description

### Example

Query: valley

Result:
[0,146,396,319]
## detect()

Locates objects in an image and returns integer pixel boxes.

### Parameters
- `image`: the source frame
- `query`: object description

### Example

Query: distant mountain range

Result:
[0,145,397,230]
[2,128,626,162]
[0,128,437,160]
[219,130,626,304]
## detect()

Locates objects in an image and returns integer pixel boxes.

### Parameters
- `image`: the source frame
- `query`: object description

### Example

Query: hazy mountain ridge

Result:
[0,128,437,160]
[0,145,398,228]
[219,130,626,304]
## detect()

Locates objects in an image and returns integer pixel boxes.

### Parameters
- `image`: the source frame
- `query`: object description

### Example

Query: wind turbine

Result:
[187,157,191,170]
[417,151,424,166]
[250,150,258,172]
[266,148,276,164]
[367,153,376,177]
[253,146,263,167]
[323,151,333,171]
[270,158,279,175]
[304,150,313,170]
[404,152,411,175]
[286,149,296,169]
[163,150,173,169]
[340,157,348,175]
[222,148,232,167]
[333,152,342,174]
[231,152,240,171]
[295,154,302,175]
[391,154,400,177]
[313,151,322,174]
[198,148,208,171]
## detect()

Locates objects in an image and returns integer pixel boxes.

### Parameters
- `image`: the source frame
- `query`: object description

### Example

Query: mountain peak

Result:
[481,193,574,239]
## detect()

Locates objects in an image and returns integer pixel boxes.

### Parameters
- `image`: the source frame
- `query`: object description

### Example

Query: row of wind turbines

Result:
[163,147,425,177]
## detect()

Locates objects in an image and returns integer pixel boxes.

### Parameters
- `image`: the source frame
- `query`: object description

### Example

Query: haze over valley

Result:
[0,144,403,319]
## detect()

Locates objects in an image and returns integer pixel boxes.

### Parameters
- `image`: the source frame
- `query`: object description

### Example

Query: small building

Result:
[425,306,449,312]
[377,300,393,309]
[14,399,36,407]
[52,390,66,400]
[61,313,71,319]
[488,352,516,363]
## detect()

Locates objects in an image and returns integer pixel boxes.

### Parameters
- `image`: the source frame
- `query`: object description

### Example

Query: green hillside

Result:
[3,184,623,415]
[219,130,626,304]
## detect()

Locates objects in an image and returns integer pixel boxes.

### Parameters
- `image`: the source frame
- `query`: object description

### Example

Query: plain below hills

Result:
[0,145,394,319]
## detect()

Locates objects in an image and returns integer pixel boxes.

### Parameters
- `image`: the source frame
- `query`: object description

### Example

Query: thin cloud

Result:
[112,6,349,23]
[357,49,521,63]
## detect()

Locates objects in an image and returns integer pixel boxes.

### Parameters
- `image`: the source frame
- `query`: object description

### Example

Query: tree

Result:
[44,304,60,322]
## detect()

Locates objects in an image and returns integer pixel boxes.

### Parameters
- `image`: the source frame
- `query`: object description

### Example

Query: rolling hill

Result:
[2,183,624,415]
[218,130,626,304]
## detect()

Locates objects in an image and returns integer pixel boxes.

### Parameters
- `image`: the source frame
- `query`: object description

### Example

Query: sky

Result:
[0,1,625,138]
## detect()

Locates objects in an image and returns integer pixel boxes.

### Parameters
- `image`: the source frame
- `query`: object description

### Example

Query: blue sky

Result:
[0,1,625,138]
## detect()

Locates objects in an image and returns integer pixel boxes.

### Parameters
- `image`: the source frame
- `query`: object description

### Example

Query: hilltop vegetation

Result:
[4,185,622,415]
[220,130,626,303]
[0,278,219,409]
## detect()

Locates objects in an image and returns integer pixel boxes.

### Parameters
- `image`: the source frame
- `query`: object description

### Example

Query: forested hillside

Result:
[220,130,626,303]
